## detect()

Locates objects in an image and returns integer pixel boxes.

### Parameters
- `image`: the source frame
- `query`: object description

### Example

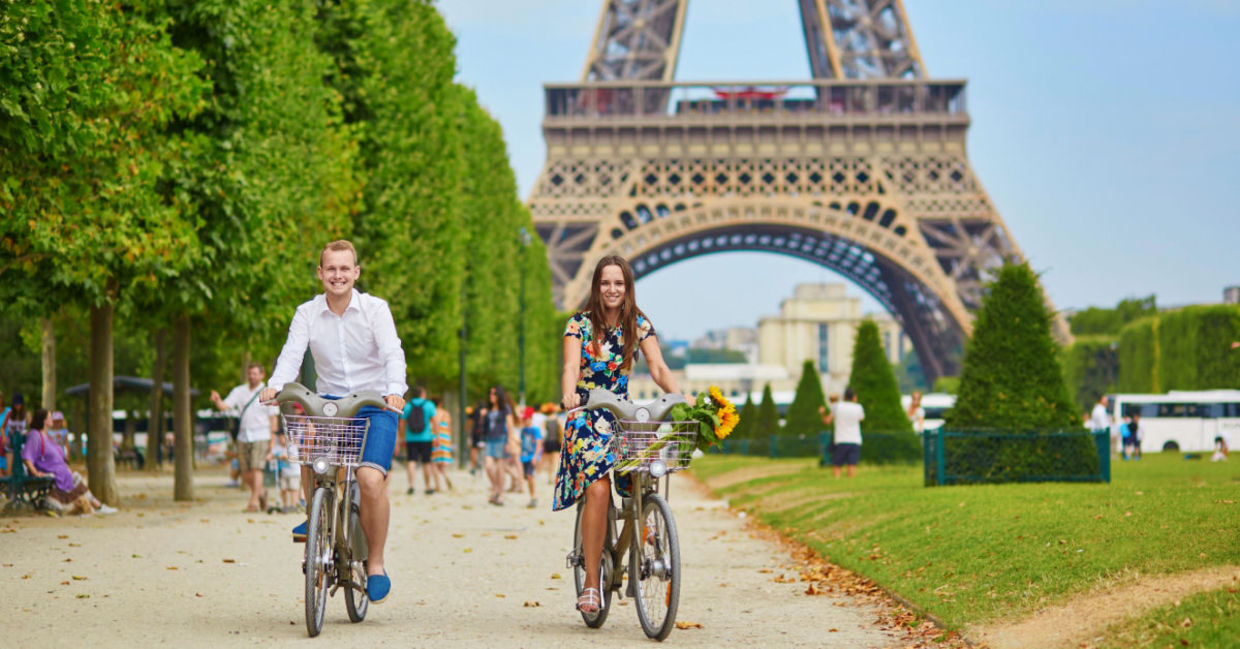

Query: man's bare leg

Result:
[356,466,389,577]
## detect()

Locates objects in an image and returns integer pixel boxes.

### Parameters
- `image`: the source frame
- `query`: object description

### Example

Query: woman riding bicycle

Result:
[554,255,688,614]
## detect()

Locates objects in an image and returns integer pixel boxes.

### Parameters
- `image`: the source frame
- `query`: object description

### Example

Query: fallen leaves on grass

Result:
[674,621,703,630]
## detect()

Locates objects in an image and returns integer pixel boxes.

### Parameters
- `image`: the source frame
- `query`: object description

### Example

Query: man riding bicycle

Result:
[261,240,406,604]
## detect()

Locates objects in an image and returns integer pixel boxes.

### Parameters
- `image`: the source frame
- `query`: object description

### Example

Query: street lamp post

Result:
[518,227,532,406]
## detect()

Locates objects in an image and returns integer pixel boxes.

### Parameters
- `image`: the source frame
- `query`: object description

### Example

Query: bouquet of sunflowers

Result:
[669,386,739,452]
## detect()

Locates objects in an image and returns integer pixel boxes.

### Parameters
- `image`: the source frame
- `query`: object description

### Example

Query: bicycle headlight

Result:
[649,459,668,478]
[312,457,331,475]
[635,407,650,422]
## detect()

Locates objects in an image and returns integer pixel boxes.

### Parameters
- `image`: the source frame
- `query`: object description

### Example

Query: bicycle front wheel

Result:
[572,500,613,628]
[305,486,333,637]
[343,481,369,623]
[632,492,680,641]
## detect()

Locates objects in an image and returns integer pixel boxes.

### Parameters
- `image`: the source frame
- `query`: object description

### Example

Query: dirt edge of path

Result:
[969,565,1240,649]
[684,473,975,649]
[699,460,812,491]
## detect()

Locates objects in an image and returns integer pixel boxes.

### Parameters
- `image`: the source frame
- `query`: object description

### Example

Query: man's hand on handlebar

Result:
[384,394,405,412]
[259,387,277,403]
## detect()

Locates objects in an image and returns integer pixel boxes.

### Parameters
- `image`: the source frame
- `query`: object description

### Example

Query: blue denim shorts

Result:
[323,396,398,475]
[485,438,507,460]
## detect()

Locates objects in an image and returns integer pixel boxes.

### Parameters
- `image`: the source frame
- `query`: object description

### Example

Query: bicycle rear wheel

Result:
[305,486,333,637]
[343,481,369,623]
[572,501,613,628]
[632,492,680,641]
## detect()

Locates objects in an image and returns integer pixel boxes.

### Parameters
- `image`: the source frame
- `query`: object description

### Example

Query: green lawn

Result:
[692,453,1240,632]
[1099,586,1240,649]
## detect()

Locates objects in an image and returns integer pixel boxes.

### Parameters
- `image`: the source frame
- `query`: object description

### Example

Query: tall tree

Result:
[0,1,208,504]
[945,263,1080,429]
[848,321,913,434]
[785,360,827,437]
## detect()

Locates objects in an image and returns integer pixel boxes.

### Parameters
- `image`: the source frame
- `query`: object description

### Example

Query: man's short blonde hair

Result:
[319,240,358,267]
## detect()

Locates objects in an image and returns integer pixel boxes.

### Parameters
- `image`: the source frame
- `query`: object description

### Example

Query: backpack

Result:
[406,401,427,435]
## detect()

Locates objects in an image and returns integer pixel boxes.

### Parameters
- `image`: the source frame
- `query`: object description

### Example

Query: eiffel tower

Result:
[528,0,1067,381]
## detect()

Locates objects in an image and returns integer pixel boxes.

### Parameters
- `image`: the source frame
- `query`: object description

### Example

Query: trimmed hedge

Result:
[1061,335,1118,412]
[1117,317,1159,392]
[1116,306,1240,393]
[926,429,1105,485]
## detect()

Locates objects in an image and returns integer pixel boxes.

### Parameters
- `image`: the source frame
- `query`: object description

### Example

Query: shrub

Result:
[939,263,1095,484]
[785,360,826,437]
[733,395,757,440]
[846,320,918,463]
[754,383,780,438]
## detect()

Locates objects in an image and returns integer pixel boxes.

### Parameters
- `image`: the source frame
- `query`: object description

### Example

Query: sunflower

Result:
[717,407,739,440]
[708,385,735,412]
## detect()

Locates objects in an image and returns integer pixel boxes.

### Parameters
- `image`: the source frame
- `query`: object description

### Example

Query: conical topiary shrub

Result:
[946,262,1080,429]
[733,394,757,440]
[755,383,780,440]
[785,360,826,437]
[846,320,918,463]
[939,262,1094,484]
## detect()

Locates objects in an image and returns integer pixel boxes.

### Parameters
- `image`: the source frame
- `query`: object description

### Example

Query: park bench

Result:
[4,432,55,513]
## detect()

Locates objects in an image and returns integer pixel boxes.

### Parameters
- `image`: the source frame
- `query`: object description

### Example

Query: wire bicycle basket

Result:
[283,415,369,468]
[611,420,697,474]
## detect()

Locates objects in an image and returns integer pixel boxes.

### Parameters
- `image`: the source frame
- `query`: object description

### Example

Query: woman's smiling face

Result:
[598,264,625,311]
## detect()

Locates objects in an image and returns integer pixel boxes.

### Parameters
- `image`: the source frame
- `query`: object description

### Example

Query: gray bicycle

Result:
[566,390,695,641]
[273,382,387,637]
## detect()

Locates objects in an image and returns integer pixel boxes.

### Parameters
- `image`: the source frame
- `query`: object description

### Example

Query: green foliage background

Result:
[754,383,780,439]
[0,0,561,417]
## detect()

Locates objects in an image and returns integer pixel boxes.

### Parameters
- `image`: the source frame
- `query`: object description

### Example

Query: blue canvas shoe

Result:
[367,571,391,604]
[292,520,307,543]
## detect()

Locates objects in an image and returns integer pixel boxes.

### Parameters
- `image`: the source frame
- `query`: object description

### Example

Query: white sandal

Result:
[576,587,602,613]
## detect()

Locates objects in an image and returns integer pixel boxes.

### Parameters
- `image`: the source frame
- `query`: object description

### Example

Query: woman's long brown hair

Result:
[581,255,648,373]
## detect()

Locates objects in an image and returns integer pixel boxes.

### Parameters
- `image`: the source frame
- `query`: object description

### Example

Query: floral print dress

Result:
[552,311,655,511]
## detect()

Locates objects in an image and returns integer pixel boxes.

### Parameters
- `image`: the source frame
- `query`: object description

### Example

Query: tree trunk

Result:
[148,327,167,471]
[88,303,119,505]
[173,315,194,501]
[41,317,56,411]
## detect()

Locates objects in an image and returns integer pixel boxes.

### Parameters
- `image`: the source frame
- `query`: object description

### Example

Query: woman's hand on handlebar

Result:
[384,394,405,412]
[561,392,580,411]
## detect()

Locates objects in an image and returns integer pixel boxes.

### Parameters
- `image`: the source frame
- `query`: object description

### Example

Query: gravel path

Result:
[2,467,902,647]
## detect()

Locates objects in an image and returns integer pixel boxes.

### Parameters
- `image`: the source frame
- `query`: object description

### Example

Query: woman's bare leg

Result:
[579,475,611,611]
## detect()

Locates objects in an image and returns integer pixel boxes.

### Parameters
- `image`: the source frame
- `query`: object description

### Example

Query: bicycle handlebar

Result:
[271,382,390,418]
[569,389,687,422]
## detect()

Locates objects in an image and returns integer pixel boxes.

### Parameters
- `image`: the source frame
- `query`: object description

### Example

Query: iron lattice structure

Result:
[530,0,1067,381]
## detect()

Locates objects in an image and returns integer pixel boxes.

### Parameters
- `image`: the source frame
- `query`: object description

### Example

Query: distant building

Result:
[1225,286,1240,305]
[757,283,905,396]
[691,326,758,363]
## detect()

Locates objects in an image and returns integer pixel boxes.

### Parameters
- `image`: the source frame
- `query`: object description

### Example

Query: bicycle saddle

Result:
[273,382,389,418]
[580,389,687,422]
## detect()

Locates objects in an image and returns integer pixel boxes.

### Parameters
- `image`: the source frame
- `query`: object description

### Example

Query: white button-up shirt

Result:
[223,382,277,443]
[269,290,408,398]
[1089,403,1111,432]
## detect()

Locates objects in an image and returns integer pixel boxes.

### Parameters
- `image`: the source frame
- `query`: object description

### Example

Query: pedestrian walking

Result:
[1123,413,1143,460]
[481,385,517,506]
[819,387,865,478]
[1088,395,1114,454]
[210,363,278,512]
[261,239,407,604]
[519,409,543,508]
[555,255,687,614]
[540,403,563,483]
[467,401,486,476]
[399,386,436,495]
[267,431,301,513]
[430,397,454,492]
[506,407,529,494]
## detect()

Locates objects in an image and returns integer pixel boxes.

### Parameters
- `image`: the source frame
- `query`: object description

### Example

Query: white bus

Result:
[1111,391,1240,453]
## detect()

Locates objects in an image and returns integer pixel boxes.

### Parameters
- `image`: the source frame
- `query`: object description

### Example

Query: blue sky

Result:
[437,0,1240,342]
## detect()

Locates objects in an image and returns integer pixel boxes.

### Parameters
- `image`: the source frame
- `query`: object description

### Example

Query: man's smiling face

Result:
[317,248,359,299]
